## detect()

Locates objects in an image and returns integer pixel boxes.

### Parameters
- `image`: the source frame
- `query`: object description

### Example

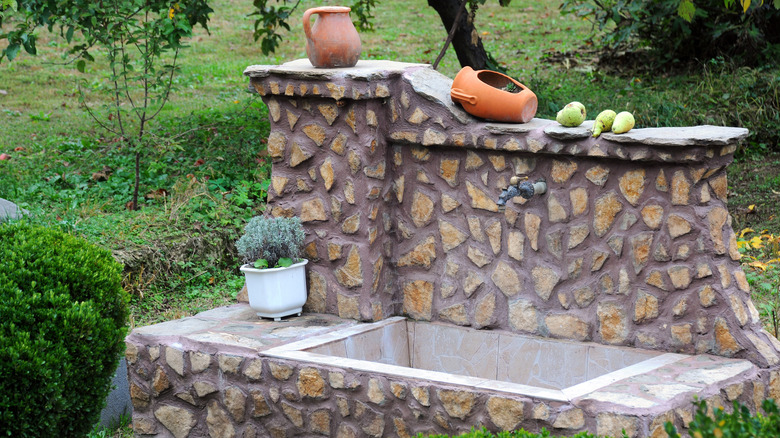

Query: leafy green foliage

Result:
[665,398,780,437]
[236,216,305,268]
[560,0,780,66]
[417,427,604,437]
[0,222,129,438]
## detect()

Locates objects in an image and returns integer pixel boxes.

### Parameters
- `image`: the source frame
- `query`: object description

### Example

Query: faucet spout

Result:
[496,177,547,211]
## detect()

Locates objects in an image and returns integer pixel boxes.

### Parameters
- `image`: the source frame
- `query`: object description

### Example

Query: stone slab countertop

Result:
[128,304,356,355]
[245,59,749,152]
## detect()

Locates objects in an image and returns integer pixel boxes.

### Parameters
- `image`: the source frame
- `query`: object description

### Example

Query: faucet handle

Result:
[509,175,525,185]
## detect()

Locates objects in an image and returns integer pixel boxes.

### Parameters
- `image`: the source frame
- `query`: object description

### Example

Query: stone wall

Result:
[245,59,780,367]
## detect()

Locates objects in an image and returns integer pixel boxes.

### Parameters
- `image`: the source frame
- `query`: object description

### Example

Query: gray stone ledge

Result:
[486,118,554,134]
[601,125,749,146]
[244,59,429,81]
[544,120,596,140]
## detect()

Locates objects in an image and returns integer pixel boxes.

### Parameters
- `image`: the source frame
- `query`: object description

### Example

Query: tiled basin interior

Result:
[266,316,687,401]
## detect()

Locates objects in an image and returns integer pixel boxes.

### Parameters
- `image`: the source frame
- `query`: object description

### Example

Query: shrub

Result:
[561,0,780,66]
[666,398,780,437]
[0,223,129,437]
[236,215,306,268]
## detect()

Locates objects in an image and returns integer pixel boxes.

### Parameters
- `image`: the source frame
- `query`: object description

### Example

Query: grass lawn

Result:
[1,0,779,333]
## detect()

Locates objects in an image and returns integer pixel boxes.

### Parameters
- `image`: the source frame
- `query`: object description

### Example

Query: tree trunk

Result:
[427,0,489,69]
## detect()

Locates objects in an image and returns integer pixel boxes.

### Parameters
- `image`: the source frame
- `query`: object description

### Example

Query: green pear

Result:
[557,103,586,127]
[566,101,587,120]
[592,109,617,137]
[612,111,635,134]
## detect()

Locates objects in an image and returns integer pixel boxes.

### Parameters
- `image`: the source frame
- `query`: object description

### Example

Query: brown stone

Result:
[423,129,447,146]
[224,386,246,422]
[709,173,728,201]
[594,191,624,237]
[671,170,691,205]
[151,367,171,397]
[666,265,691,290]
[309,409,331,435]
[568,257,584,280]
[267,132,286,161]
[708,207,729,254]
[532,266,560,300]
[466,181,499,212]
[337,294,360,319]
[327,243,343,261]
[566,224,589,249]
[634,291,659,323]
[699,285,717,307]
[298,367,326,398]
[439,304,468,325]
[546,229,564,260]
[410,191,435,228]
[438,220,468,252]
[465,151,484,170]
[486,220,502,255]
[671,324,693,345]
[668,214,692,238]
[570,187,588,216]
[673,297,688,317]
[194,381,218,397]
[591,250,608,271]
[436,158,460,188]
[364,160,386,179]
[597,413,639,438]
[715,317,743,355]
[646,270,668,291]
[508,231,525,261]
[475,293,497,328]
[330,133,347,155]
[271,176,288,196]
[586,166,609,186]
[718,264,732,288]
[348,150,361,174]
[730,295,749,326]
[410,145,431,161]
[630,232,654,274]
[341,212,361,235]
[532,403,550,421]
[492,261,521,297]
[468,216,485,242]
[130,383,151,409]
[397,235,436,268]
[300,197,327,222]
[437,389,475,420]
[335,246,363,288]
[553,408,585,429]
[281,402,304,428]
[574,286,595,308]
[609,236,624,256]
[641,205,664,229]
[551,160,578,183]
[509,299,539,333]
[463,271,484,297]
[412,386,431,406]
[619,169,646,206]
[318,158,334,192]
[467,246,492,267]
[525,213,541,250]
[155,404,196,438]
[303,124,326,147]
[488,397,524,431]
[442,194,461,212]
[407,107,429,124]
[697,263,713,278]
[547,193,568,223]
[403,280,434,320]
[546,314,589,340]
[598,302,627,344]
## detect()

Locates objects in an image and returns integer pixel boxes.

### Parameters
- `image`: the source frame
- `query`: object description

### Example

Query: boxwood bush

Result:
[0,223,129,437]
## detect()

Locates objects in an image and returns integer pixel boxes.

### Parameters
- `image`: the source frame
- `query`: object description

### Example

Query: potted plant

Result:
[236,215,308,321]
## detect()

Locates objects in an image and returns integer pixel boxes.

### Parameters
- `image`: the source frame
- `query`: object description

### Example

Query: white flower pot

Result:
[240,259,308,321]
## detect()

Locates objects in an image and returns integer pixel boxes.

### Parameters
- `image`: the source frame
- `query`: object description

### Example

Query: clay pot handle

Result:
[451,88,478,105]
[302,7,320,42]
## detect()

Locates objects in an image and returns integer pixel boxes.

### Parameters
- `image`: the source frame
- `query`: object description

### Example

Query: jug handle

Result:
[451,88,478,105]
[302,8,321,42]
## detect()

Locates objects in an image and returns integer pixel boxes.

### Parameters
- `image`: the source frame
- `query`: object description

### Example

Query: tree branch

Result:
[432,0,469,70]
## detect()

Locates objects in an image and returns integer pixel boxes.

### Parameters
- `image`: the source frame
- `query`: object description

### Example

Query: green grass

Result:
[1,0,779,327]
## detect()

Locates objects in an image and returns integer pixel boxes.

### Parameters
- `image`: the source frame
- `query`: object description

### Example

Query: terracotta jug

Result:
[303,6,361,68]
[451,66,537,123]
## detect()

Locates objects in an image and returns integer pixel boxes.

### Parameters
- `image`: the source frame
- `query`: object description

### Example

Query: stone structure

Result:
[125,59,780,437]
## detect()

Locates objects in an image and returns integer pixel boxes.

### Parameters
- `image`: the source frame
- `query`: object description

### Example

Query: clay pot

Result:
[303,6,361,68]
[450,66,538,123]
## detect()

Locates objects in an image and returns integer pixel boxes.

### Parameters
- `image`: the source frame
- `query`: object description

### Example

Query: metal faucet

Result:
[497,176,547,211]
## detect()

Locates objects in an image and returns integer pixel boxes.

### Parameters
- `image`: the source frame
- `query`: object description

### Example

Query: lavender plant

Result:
[236,216,306,269]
